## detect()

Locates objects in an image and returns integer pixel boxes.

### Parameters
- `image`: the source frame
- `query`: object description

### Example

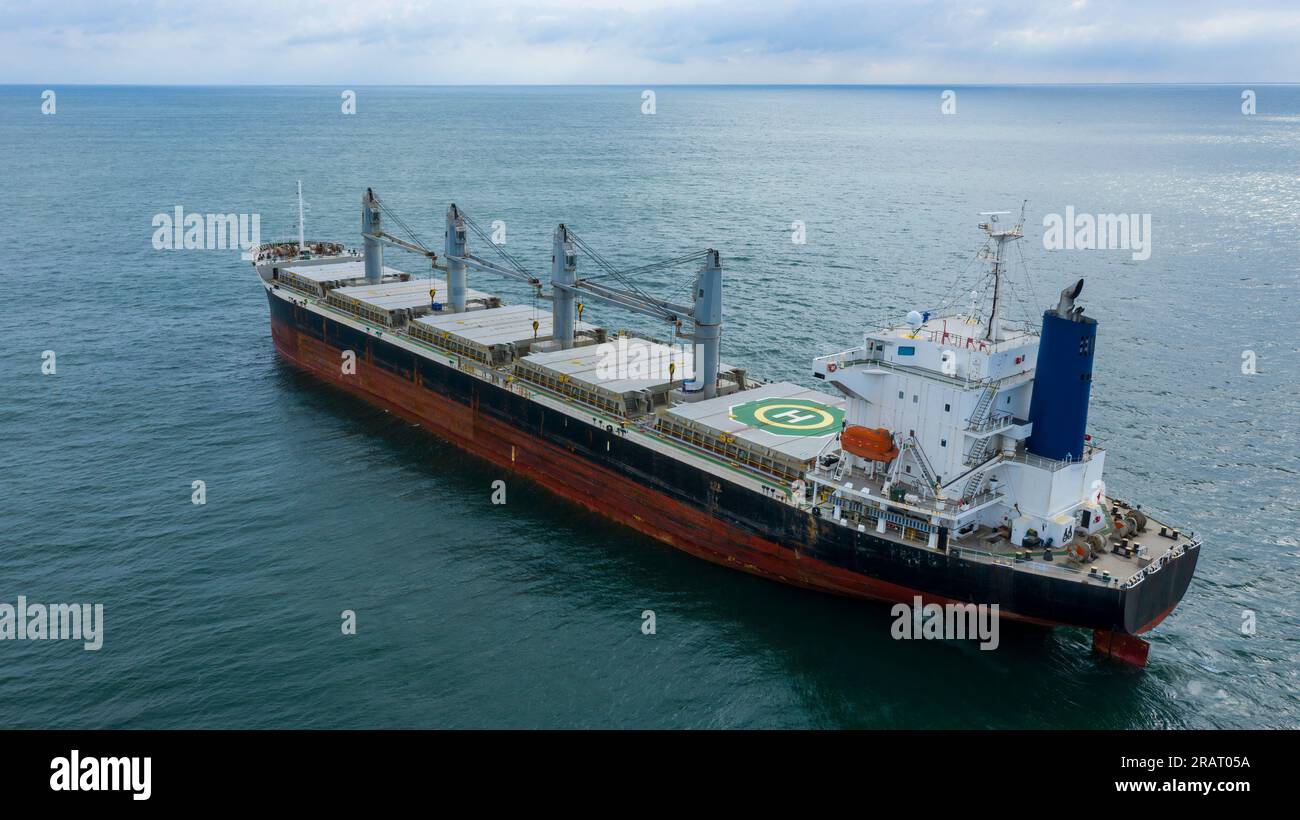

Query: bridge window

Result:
[898,346,916,356]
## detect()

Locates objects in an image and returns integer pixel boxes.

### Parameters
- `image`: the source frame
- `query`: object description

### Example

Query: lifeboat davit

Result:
[841,426,899,462]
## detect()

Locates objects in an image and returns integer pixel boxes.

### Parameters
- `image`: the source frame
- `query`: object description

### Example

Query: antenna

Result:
[297,180,306,258]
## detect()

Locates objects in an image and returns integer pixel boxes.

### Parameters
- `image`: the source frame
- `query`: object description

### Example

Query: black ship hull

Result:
[268,288,1199,647]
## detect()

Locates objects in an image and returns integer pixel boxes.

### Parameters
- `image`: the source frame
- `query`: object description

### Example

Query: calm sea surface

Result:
[1,85,1297,728]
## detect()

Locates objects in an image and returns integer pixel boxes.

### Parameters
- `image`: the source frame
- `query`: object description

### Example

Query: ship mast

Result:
[978,208,1024,343]
[298,180,307,257]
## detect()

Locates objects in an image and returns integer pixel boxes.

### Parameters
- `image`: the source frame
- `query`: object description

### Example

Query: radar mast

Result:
[977,207,1025,342]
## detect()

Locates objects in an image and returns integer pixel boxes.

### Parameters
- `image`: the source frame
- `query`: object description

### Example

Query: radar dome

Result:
[905,310,924,328]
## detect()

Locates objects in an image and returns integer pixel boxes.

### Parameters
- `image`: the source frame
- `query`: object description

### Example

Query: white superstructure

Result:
[808,212,1109,556]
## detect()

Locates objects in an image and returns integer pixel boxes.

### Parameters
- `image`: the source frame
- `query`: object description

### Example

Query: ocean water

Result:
[1,85,1297,729]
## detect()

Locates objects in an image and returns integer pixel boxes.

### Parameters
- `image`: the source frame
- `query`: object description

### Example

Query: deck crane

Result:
[360,188,439,284]
[441,204,543,310]
[438,201,723,398]
[552,225,723,399]
[360,188,723,398]
[360,190,543,299]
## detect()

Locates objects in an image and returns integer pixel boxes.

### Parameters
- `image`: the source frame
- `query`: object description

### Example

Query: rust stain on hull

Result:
[272,319,985,610]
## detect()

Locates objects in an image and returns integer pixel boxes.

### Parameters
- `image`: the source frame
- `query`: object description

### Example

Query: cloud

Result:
[2,0,1299,83]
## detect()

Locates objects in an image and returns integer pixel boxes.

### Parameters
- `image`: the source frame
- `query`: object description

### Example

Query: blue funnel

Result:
[1026,280,1096,462]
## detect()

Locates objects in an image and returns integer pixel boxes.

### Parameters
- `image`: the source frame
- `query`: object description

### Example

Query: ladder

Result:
[970,383,998,428]
[965,432,995,468]
[964,383,1000,467]
[961,460,990,502]
[899,436,941,496]
[957,382,1003,499]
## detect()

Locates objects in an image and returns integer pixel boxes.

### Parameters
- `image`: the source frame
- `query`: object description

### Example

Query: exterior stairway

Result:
[961,383,1000,500]
[960,456,996,502]
[899,436,941,496]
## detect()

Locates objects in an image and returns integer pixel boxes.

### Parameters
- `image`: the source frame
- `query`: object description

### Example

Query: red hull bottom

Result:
[273,317,1083,634]
[1087,600,1181,668]
[1092,630,1150,667]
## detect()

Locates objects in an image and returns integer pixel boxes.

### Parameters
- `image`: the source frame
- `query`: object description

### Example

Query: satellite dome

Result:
[905,310,924,328]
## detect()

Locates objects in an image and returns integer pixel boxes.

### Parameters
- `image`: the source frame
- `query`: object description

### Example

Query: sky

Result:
[2,0,1299,85]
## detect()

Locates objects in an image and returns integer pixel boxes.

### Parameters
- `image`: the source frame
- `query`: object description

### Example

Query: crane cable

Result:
[460,211,534,278]
[373,195,435,257]
[563,229,700,323]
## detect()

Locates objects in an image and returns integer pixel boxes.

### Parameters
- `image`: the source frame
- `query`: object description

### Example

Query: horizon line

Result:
[4,81,1300,88]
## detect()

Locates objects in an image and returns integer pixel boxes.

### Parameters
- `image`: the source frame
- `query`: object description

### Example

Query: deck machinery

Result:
[252,189,1200,667]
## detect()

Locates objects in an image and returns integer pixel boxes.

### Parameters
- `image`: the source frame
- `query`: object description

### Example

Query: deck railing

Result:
[966,411,1015,434]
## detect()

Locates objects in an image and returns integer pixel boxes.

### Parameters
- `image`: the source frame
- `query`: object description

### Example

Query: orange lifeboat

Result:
[841,426,899,462]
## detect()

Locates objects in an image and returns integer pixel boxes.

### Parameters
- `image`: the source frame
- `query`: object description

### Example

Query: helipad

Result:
[730,396,844,437]
[658,382,847,479]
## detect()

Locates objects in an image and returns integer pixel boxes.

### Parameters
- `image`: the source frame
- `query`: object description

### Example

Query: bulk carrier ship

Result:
[251,186,1200,666]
